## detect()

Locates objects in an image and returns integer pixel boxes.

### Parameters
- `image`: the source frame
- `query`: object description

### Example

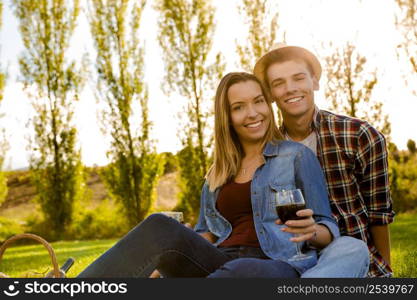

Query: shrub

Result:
[24,212,58,241]
[67,199,130,240]
[24,200,130,241]
[389,153,417,213]
[0,170,7,206]
[0,217,25,242]
[161,152,178,175]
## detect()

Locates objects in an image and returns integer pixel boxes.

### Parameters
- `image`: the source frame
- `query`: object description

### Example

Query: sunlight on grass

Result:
[392,246,417,278]
[1,211,416,278]
[0,239,116,278]
[390,211,417,277]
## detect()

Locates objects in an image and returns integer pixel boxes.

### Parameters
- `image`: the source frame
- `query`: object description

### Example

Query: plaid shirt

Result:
[281,109,395,277]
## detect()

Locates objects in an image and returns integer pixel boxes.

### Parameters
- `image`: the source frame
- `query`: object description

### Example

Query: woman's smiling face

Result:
[227,80,271,146]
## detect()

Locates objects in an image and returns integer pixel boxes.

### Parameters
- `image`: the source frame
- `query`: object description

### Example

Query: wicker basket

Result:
[0,233,62,278]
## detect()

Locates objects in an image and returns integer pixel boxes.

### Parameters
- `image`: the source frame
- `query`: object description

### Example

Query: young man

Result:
[254,44,394,277]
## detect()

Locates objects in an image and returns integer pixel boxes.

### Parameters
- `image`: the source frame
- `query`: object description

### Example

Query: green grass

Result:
[390,211,417,277]
[0,212,416,278]
[0,239,116,278]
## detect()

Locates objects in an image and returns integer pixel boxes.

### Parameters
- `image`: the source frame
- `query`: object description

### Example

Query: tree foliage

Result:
[88,0,164,227]
[236,0,284,124]
[12,0,87,238]
[0,160,7,206]
[155,0,224,222]
[161,152,178,175]
[0,131,9,207]
[323,42,391,139]
[0,0,8,206]
[0,1,3,102]
[396,0,417,94]
[388,142,417,212]
[236,0,283,72]
[407,139,417,154]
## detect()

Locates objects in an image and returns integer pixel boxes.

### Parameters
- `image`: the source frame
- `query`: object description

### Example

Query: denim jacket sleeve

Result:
[194,182,210,234]
[294,145,340,239]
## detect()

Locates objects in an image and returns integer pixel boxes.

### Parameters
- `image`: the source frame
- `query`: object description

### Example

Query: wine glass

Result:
[274,189,312,261]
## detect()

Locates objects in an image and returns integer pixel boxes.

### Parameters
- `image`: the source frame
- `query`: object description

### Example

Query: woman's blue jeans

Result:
[77,214,298,278]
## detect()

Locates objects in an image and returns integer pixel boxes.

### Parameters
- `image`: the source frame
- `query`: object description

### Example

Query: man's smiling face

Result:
[266,60,319,119]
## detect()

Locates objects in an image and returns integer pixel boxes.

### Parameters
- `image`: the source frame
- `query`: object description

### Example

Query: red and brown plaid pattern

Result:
[281,109,395,277]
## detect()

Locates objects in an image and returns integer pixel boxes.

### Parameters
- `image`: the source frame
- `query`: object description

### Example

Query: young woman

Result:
[77,72,339,278]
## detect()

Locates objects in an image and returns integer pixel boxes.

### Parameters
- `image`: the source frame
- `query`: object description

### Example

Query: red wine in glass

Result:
[274,189,312,261]
[276,203,306,223]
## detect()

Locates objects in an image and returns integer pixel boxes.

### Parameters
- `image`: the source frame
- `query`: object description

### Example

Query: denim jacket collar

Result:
[263,141,281,157]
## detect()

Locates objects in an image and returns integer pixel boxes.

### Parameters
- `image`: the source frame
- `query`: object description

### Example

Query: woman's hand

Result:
[275,208,317,242]
[275,208,333,248]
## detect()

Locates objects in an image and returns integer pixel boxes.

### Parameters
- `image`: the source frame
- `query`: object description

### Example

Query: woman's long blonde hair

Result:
[206,72,282,191]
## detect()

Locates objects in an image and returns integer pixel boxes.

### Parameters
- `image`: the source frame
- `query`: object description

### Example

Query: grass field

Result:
[1,212,416,278]
[0,239,117,278]
[390,211,417,277]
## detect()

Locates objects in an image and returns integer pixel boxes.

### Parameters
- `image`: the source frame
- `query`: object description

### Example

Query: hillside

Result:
[0,168,179,222]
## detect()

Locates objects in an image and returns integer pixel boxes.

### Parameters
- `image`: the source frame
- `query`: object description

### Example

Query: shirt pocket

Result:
[204,208,224,236]
[324,148,355,172]
[265,182,295,221]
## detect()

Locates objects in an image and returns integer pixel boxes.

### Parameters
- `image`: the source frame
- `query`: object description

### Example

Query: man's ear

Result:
[313,76,320,91]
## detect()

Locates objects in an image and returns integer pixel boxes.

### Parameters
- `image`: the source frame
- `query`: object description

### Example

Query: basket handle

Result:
[0,233,61,278]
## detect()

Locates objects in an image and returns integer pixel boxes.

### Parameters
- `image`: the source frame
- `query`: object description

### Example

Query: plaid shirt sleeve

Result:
[356,123,394,225]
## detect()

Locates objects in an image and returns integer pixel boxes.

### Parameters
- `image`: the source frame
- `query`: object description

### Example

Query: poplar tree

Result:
[407,139,417,155]
[0,1,3,101]
[155,0,224,221]
[323,42,391,139]
[236,0,283,72]
[236,0,284,124]
[0,0,3,104]
[88,0,163,226]
[12,0,86,238]
[395,0,417,94]
[0,0,8,206]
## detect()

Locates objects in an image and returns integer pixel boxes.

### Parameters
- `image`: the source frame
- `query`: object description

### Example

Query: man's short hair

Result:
[262,51,315,89]
[253,44,322,88]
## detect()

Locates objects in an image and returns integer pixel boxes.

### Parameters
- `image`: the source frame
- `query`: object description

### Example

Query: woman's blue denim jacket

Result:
[194,140,340,273]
